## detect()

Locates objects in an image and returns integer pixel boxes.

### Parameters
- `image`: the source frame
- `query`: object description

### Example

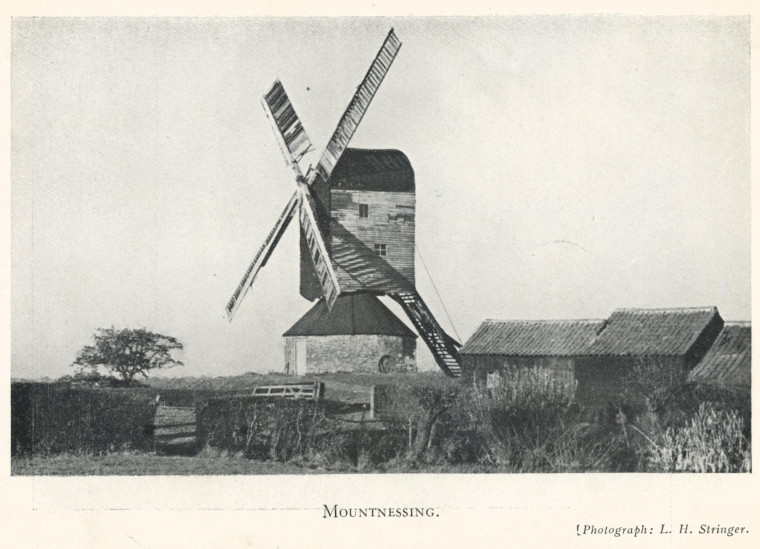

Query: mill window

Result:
[374,244,387,257]
[359,204,369,218]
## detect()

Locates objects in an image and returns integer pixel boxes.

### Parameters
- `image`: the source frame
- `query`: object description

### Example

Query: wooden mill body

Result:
[299,148,416,300]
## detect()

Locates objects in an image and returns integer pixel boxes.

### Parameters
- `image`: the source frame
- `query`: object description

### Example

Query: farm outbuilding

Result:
[574,307,725,410]
[687,321,751,412]
[459,319,606,395]
[283,293,417,375]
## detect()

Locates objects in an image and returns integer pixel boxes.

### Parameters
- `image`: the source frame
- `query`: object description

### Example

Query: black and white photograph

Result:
[3,4,758,547]
[10,14,751,474]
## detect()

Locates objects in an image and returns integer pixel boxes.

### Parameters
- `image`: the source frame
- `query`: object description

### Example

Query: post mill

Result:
[226,29,461,377]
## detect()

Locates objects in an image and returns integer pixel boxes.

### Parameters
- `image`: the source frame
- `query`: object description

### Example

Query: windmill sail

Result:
[298,186,341,309]
[226,191,300,320]
[262,80,313,176]
[315,29,402,182]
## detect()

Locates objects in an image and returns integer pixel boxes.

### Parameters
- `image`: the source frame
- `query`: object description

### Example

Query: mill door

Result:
[294,339,307,376]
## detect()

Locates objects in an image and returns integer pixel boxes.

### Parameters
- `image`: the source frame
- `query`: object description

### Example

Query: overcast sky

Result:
[11,16,750,379]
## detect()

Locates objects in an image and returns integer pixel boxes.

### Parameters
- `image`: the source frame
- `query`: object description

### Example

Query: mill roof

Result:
[582,307,723,356]
[687,322,751,389]
[329,148,414,193]
[283,293,417,338]
[459,319,605,356]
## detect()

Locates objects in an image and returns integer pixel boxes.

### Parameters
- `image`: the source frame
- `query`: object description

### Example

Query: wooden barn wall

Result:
[462,355,576,395]
[330,189,415,290]
[574,356,685,410]
[284,335,416,375]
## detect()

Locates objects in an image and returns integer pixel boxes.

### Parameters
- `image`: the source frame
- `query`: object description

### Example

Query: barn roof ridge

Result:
[582,305,723,356]
[482,318,605,324]
[461,318,605,356]
[612,306,718,313]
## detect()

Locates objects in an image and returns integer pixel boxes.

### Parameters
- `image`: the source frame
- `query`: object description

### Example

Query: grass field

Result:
[11,452,329,475]
[11,451,501,475]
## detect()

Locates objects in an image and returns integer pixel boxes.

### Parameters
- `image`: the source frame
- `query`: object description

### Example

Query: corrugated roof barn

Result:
[687,322,751,390]
[462,307,734,411]
[460,319,605,393]
[582,307,723,356]
[574,307,724,410]
[460,319,605,356]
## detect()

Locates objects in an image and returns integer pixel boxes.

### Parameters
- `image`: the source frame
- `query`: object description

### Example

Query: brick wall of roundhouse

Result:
[284,335,416,374]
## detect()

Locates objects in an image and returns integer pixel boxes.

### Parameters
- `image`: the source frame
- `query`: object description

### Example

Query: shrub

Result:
[375,374,462,462]
[196,397,329,461]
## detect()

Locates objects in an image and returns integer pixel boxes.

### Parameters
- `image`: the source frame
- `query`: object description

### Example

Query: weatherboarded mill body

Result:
[300,149,416,299]
[459,319,605,395]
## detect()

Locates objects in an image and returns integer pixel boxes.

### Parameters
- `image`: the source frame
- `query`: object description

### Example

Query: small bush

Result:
[376,374,462,462]
[196,397,329,461]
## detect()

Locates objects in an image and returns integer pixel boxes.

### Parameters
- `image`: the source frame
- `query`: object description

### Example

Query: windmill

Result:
[226,29,461,377]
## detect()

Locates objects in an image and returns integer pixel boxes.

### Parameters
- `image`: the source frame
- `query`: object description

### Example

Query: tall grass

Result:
[630,402,751,473]
[460,369,631,472]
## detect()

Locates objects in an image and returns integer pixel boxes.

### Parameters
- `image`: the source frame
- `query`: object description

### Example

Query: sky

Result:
[10,16,750,379]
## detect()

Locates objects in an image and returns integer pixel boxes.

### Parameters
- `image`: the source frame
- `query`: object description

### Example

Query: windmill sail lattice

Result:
[225,191,299,320]
[298,187,341,309]
[262,81,312,178]
[315,29,402,182]
[263,80,313,161]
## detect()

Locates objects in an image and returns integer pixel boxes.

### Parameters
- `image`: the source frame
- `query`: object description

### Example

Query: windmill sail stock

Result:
[225,191,299,321]
[314,28,402,182]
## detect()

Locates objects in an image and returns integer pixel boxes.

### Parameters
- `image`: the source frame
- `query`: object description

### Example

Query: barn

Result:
[283,293,417,375]
[687,321,751,413]
[459,319,606,394]
[574,307,724,410]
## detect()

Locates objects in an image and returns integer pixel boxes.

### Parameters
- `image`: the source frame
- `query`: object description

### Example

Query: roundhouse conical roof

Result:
[283,294,417,338]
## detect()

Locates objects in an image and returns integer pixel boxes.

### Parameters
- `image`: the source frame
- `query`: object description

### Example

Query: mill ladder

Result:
[389,291,461,377]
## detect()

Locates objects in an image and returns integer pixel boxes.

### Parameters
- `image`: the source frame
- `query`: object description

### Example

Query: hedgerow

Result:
[11,382,158,456]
